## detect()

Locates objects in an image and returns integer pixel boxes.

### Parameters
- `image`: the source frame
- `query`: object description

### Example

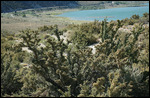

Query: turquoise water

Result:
[57,3,149,21]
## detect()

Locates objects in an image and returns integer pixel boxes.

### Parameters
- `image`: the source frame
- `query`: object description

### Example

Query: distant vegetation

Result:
[1,13,149,97]
[1,8,88,33]
[1,1,78,13]
[1,1,148,13]
[78,1,149,10]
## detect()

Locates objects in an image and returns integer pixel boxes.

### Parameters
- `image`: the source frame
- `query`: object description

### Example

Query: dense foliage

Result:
[1,13,149,97]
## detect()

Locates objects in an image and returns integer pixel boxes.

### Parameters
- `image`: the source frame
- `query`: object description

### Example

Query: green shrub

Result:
[1,16,149,97]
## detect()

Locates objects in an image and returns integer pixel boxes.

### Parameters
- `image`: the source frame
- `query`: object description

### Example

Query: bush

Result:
[128,20,134,25]
[1,17,149,97]
[131,14,139,19]
[143,12,149,17]
[22,14,26,17]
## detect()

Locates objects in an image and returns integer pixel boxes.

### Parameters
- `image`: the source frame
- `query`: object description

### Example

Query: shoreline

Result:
[56,3,149,22]
[1,2,149,33]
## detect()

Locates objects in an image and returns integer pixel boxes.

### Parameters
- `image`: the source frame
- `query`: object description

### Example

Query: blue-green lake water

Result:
[57,3,149,21]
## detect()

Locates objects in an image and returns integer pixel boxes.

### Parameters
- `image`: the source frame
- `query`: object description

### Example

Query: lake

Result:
[57,3,149,21]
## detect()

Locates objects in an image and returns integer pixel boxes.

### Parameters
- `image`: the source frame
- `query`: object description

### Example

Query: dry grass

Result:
[1,8,90,33]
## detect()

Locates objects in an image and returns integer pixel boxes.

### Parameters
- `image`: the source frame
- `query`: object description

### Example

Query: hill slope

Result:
[1,1,79,13]
[1,1,148,13]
